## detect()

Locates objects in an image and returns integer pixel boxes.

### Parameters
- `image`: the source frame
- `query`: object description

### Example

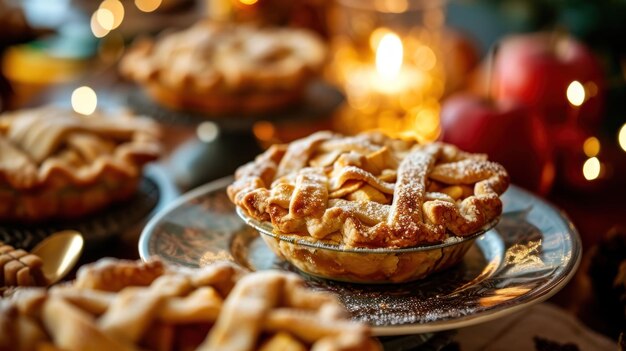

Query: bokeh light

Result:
[95,8,115,31]
[619,123,626,152]
[582,157,601,181]
[197,122,219,143]
[240,0,258,4]
[566,81,585,107]
[90,11,110,38]
[99,0,124,30]
[98,32,125,63]
[135,0,162,12]
[413,45,436,71]
[582,136,600,157]
[253,121,276,142]
[71,86,98,116]
[584,81,598,98]
[374,0,408,13]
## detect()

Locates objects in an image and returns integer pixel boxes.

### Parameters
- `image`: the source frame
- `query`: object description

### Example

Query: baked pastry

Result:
[0,242,47,287]
[229,132,508,282]
[121,21,326,114]
[0,106,160,221]
[229,131,509,248]
[0,258,380,351]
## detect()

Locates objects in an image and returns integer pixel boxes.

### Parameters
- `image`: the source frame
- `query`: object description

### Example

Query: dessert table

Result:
[3,32,624,351]
[9,80,618,350]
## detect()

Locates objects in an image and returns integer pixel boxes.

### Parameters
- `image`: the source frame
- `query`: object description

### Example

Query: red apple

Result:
[493,32,605,130]
[441,93,555,195]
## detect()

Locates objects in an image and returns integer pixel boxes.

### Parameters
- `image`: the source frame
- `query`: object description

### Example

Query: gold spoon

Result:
[32,230,84,285]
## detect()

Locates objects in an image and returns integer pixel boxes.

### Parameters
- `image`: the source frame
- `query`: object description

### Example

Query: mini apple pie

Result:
[120,21,327,114]
[0,106,160,221]
[0,258,380,351]
[229,131,509,248]
[229,132,508,282]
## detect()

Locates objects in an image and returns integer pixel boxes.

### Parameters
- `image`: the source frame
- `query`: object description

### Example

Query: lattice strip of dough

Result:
[276,131,334,178]
[330,166,395,195]
[289,168,328,218]
[423,159,508,235]
[316,134,381,155]
[42,297,137,351]
[386,144,440,233]
[200,270,372,351]
[98,275,192,342]
[199,271,284,351]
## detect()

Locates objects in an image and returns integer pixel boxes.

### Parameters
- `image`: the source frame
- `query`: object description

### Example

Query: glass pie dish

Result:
[236,207,499,284]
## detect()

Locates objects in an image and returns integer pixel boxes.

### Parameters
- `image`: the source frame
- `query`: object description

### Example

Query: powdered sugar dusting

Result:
[231,132,508,248]
[386,148,433,237]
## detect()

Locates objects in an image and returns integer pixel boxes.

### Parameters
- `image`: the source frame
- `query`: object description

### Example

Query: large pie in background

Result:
[120,21,327,114]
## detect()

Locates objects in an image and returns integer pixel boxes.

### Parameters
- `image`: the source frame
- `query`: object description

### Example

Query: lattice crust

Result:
[228,131,509,248]
[0,106,160,190]
[0,242,47,288]
[0,259,380,351]
[120,21,326,94]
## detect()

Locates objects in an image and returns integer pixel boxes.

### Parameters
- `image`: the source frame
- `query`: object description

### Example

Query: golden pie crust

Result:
[120,21,327,114]
[0,106,160,221]
[0,242,47,288]
[0,258,380,351]
[229,131,509,249]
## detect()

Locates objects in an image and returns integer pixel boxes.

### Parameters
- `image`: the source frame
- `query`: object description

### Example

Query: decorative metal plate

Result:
[139,177,581,336]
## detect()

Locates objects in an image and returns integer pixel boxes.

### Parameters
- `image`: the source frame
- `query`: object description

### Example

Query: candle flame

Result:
[376,33,403,80]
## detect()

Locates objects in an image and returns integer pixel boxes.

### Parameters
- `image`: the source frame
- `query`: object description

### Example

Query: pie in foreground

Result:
[228,131,509,282]
[0,106,160,221]
[0,258,380,351]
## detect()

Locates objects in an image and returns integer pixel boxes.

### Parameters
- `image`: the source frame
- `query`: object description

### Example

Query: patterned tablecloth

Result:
[381,303,615,351]
[454,303,615,351]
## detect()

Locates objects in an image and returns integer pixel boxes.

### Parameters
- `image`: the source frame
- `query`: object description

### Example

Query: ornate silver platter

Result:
[139,177,581,336]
